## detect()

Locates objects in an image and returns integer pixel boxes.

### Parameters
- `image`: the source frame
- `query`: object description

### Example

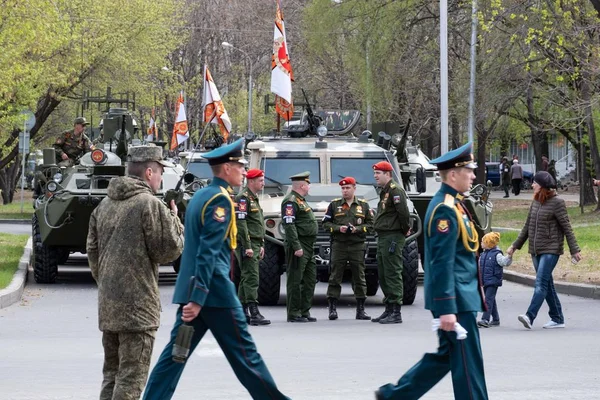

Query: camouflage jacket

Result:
[87,176,184,332]
[235,187,265,249]
[281,190,318,251]
[373,180,410,234]
[322,197,373,245]
[53,129,94,161]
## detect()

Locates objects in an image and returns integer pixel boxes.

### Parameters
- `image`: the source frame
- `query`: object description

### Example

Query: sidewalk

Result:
[0,237,32,309]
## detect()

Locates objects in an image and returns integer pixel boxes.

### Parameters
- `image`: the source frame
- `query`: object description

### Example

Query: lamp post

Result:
[222,41,253,133]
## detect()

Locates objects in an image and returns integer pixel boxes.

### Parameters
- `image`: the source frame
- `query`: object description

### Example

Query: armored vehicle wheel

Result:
[32,214,59,284]
[366,273,379,296]
[172,256,181,274]
[402,239,419,305]
[257,241,281,306]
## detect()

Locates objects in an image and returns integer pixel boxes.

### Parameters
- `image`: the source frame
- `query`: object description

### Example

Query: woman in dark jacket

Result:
[507,171,582,330]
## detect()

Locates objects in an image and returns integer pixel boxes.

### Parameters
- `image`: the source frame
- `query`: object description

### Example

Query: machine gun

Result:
[101,108,138,163]
[286,89,323,138]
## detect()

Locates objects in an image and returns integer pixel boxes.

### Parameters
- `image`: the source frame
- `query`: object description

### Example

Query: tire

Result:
[32,214,59,283]
[257,241,281,305]
[402,239,419,305]
[366,273,379,296]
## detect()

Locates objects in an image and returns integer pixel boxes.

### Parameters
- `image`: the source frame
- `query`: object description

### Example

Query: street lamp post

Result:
[222,41,253,133]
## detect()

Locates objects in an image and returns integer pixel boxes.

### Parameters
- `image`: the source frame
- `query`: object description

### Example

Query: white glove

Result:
[431,318,468,340]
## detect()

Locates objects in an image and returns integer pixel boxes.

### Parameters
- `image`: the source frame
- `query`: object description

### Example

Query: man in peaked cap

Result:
[54,116,95,167]
[375,142,488,400]
[87,145,184,400]
[143,139,289,400]
[281,171,319,323]
[235,168,271,326]
[322,177,374,320]
[371,160,410,324]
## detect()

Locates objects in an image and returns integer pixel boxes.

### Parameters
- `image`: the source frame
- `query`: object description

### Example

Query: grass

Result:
[0,233,29,289]
[0,189,34,220]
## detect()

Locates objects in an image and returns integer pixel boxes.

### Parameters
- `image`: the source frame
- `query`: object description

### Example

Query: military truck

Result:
[31,108,194,283]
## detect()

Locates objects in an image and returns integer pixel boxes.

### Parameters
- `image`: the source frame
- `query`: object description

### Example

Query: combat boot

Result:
[355,298,371,320]
[379,304,402,324]
[372,303,393,323]
[242,303,250,323]
[328,298,338,320]
[248,303,271,326]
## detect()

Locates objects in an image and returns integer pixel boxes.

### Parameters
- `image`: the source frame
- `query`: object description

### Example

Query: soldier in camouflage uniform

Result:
[235,168,270,326]
[322,176,373,320]
[53,117,95,167]
[87,145,184,400]
[372,161,411,324]
[281,171,319,323]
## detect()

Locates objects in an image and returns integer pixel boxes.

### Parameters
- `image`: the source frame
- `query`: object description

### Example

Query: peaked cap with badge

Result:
[429,142,477,171]
[289,171,311,183]
[202,138,248,166]
[128,144,174,167]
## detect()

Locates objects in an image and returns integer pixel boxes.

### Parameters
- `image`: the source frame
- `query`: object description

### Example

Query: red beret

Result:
[339,177,356,186]
[373,161,393,171]
[246,169,264,179]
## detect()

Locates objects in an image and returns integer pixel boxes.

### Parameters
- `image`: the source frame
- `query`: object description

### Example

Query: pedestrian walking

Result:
[86,145,184,400]
[281,171,319,323]
[235,168,270,326]
[541,155,549,172]
[508,171,582,330]
[477,232,512,328]
[322,176,373,321]
[372,161,410,324]
[548,159,557,182]
[375,142,489,400]
[500,157,511,198]
[510,159,524,196]
[142,139,290,400]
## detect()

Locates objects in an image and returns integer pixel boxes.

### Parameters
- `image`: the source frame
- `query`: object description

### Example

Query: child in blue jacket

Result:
[478,232,512,328]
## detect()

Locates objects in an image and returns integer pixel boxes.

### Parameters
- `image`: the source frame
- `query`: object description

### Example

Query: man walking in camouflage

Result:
[54,117,95,167]
[372,161,410,324]
[281,171,318,323]
[236,168,270,326]
[322,177,373,320]
[87,145,184,400]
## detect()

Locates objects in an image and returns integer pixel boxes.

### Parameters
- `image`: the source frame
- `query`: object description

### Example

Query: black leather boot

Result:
[355,298,371,320]
[379,304,402,324]
[248,302,271,326]
[328,298,338,320]
[372,303,393,323]
[242,303,250,323]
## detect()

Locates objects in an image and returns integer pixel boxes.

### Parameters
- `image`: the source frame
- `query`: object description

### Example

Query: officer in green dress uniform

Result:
[235,168,270,326]
[375,142,488,400]
[372,161,410,324]
[281,171,319,323]
[142,139,289,400]
[322,176,373,320]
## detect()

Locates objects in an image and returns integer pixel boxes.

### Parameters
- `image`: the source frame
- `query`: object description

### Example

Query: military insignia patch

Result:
[437,219,449,233]
[284,203,295,223]
[238,199,247,212]
[393,195,401,204]
[213,206,226,222]
[357,218,362,224]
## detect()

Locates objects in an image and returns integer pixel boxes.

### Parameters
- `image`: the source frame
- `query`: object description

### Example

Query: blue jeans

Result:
[481,286,499,322]
[526,254,564,324]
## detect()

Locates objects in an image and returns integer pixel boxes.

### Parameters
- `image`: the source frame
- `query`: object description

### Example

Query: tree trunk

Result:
[580,70,600,210]
[0,158,22,204]
[526,86,548,172]
[450,114,461,150]
[475,126,487,186]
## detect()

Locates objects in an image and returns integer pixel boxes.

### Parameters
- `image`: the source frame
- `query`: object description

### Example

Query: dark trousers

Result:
[377,312,488,400]
[502,179,510,197]
[481,286,499,322]
[512,179,522,195]
[142,307,289,400]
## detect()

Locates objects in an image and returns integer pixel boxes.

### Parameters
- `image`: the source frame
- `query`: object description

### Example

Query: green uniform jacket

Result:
[423,183,485,315]
[373,180,410,234]
[281,190,318,251]
[235,187,265,249]
[322,197,373,245]
[53,129,94,161]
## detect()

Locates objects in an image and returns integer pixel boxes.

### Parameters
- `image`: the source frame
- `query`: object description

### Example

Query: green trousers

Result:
[376,232,405,305]
[237,241,262,303]
[285,236,316,319]
[327,242,367,299]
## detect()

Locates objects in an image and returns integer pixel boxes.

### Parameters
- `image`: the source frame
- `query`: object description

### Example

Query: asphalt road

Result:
[1,258,599,400]
[0,222,31,235]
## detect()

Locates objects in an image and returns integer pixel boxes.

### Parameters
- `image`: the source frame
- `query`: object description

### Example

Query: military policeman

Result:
[281,171,319,323]
[53,117,95,167]
[322,176,373,320]
[372,161,410,324]
[87,145,184,400]
[143,139,289,400]
[235,168,270,326]
[375,142,488,400]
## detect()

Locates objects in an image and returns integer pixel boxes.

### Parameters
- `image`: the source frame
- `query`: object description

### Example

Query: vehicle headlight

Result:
[278,221,285,235]
[317,125,328,138]
[47,182,58,192]
[473,185,485,196]
[53,173,63,183]
[191,182,202,192]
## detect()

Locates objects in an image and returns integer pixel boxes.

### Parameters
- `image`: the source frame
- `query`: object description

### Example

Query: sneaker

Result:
[489,320,500,327]
[518,314,532,330]
[477,320,490,328]
[543,321,565,329]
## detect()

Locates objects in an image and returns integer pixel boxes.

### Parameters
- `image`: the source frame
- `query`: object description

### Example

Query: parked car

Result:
[485,162,533,189]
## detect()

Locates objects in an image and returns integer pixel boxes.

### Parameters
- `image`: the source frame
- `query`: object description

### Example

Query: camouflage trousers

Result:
[100,330,156,400]
[57,158,76,167]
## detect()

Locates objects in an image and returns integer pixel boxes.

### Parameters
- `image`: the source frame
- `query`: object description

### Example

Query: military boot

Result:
[248,303,271,326]
[328,298,338,320]
[372,303,393,323]
[355,298,371,320]
[379,304,402,324]
[242,303,250,323]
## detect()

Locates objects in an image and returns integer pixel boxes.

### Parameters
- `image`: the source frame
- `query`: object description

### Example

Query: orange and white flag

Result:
[146,107,157,141]
[270,0,294,120]
[202,65,232,141]
[170,92,189,150]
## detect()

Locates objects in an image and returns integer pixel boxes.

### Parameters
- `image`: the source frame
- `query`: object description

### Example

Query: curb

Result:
[0,219,30,225]
[503,270,600,300]
[0,236,32,309]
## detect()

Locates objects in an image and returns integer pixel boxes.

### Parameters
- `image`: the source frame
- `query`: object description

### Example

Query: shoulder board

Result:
[443,194,455,207]
[390,183,396,189]
[289,195,296,202]
[332,198,341,202]
[358,198,368,203]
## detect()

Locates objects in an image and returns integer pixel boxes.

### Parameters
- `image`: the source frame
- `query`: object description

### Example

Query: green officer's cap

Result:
[289,171,311,183]
[74,117,90,126]
[128,144,174,168]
